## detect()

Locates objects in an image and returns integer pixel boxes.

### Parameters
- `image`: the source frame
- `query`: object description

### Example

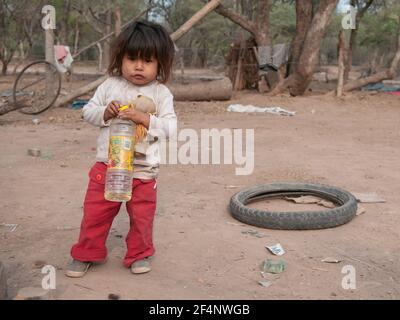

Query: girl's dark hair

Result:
[108,20,175,83]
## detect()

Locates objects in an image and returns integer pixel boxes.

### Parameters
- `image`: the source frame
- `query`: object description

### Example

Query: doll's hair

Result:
[108,20,175,83]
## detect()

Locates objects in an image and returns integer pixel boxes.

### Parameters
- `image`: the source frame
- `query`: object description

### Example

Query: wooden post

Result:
[234,33,246,91]
[337,31,347,97]
[45,29,55,69]
[45,29,55,104]
[234,51,244,90]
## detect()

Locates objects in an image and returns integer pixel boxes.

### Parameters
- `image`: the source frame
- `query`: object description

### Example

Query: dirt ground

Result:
[0,72,399,300]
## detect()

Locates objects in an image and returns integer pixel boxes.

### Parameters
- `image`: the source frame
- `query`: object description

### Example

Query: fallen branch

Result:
[53,76,106,108]
[341,32,400,92]
[212,2,256,35]
[0,100,19,116]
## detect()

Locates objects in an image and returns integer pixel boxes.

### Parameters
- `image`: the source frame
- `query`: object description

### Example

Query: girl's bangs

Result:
[125,29,158,60]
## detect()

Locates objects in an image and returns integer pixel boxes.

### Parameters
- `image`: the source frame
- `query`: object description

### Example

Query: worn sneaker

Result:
[65,259,92,278]
[131,257,151,274]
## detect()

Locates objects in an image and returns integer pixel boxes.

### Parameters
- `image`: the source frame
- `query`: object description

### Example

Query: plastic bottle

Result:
[104,114,136,202]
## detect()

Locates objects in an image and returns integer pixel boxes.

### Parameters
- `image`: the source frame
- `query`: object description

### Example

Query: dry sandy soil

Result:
[0,72,399,300]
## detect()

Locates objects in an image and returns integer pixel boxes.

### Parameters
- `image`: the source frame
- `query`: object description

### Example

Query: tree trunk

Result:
[287,0,313,75]
[254,0,270,46]
[0,3,6,75]
[1,61,8,75]
[0,46,16,75]
[289,0,339,96]
[270,0,339,96]
[344,28,357,81]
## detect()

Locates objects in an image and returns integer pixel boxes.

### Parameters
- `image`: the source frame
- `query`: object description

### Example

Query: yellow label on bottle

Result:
[119,105,129,111]
[108,135,134,171]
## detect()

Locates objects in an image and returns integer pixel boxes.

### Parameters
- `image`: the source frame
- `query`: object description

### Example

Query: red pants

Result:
[71,162,157,268]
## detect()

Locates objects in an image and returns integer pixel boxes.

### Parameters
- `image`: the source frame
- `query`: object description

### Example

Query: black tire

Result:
[229,182,358,230]
[13,60,61,115]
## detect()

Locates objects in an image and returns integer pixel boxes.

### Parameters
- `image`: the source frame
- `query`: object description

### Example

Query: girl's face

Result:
[121,54,158,86]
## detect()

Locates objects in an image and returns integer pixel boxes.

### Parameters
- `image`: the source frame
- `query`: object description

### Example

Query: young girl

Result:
[65,20,176,277]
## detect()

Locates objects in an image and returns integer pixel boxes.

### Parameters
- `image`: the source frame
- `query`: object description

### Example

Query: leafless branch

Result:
[213,2,257,35]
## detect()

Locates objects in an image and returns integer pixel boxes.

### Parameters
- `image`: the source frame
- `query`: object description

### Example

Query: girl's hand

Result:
[104,100,121,122]
[118,106,150,129]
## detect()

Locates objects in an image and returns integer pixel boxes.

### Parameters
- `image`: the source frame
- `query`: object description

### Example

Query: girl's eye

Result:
[145,59,153,63]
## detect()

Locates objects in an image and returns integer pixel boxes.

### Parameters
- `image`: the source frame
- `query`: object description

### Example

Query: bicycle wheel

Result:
[13,60,61,115]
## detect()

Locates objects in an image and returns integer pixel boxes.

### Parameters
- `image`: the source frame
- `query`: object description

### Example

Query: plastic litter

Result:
[0,223,18,232]
[227,104,296,116]
[266,243,285,256]
[70,100,88,110]
[260,259,286,274]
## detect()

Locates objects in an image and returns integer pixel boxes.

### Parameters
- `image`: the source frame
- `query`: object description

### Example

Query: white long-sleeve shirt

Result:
[82,76,177,179]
